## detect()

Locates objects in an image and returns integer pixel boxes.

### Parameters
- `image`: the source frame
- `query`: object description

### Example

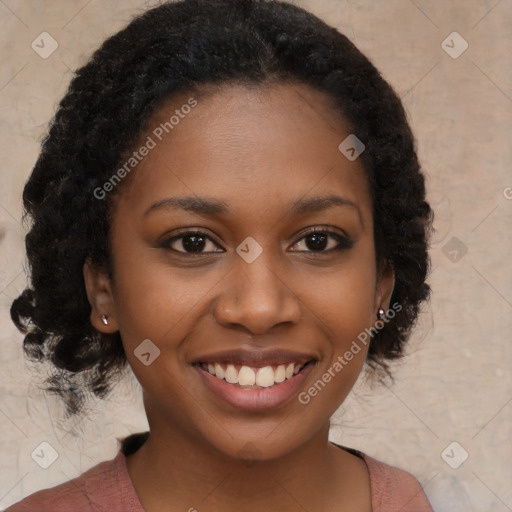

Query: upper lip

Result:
[191,349,316,368]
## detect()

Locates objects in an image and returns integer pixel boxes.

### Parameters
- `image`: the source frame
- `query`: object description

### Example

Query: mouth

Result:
[195,360,314,389]
[192,351,317,411]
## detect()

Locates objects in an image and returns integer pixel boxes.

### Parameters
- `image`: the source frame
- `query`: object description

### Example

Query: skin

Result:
[84,82,395,512]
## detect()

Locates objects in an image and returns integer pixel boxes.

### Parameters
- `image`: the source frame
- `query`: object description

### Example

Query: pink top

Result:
[5,442,434,511]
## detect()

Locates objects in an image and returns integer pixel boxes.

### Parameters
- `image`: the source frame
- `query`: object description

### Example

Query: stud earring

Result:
[377,308,385,320]
[100,314,109,325]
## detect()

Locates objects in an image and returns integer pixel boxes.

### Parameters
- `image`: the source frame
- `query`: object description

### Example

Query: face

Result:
[84,82,394,461]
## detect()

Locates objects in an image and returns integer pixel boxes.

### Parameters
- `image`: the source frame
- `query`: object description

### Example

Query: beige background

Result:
[1,1,511,510]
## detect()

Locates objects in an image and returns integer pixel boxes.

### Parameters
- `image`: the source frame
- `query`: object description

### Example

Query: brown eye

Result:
[163,231,222,254]
[291,229,354,253]
[304,232,329,251]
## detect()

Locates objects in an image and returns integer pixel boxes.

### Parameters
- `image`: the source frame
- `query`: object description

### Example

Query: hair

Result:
[11,0,433,418]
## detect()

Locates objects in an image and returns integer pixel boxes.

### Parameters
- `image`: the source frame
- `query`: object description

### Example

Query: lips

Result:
[191,349,317,411]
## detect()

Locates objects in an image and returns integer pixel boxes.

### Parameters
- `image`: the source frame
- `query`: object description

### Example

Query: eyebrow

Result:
[145,194,363,226]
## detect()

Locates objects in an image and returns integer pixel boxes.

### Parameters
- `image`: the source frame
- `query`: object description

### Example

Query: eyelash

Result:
[160,227,354,256]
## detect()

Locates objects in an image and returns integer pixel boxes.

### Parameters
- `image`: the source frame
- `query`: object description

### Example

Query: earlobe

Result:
[83,258,119,333]
[375,260,396,317]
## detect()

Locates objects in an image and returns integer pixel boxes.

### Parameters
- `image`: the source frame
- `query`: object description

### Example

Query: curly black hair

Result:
[11,0,433,418]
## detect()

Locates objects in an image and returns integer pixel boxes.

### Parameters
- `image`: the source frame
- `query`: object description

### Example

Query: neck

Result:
[124,421,361,512]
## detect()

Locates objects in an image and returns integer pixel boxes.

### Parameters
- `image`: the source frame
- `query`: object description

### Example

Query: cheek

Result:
[109,232,209,346]
[306,250,377,343]
[296,255,376,413]
[109,248,204,401]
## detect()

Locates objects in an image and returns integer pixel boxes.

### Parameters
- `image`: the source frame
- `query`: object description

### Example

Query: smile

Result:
[199,361,310,389]
[194,359,317,411]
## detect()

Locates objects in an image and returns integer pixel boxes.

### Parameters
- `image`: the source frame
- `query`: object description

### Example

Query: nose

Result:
[213,249,302,336]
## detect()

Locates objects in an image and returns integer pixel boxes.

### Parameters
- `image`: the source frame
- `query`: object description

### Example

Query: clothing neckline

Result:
[118,430,366,461]
[114,431,377,511]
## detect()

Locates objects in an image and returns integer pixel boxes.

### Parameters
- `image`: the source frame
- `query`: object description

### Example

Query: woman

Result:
[7,0,434,510]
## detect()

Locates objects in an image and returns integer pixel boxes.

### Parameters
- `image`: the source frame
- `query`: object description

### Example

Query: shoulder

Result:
[4,452,126,512]
[360,452,434,512]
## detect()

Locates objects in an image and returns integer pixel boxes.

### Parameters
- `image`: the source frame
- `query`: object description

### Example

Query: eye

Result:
[160,227,354,256]
[163,230,223,254]
[290,228,354,253]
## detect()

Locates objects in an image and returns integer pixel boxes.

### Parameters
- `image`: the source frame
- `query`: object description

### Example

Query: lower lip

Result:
[194,363,316,412]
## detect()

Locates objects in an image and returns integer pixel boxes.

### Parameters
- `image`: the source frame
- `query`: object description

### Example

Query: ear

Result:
[374,259,395,318]
[83,258,119,333]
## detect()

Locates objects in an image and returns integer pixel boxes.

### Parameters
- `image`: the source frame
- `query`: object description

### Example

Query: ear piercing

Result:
[100,314,109,325]
[377,308,385,320]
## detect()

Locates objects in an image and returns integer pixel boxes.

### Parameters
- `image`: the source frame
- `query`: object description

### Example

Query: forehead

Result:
[115,82,372,225]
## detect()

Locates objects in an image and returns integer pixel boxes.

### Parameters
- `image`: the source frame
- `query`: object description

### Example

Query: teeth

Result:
[202,361,307,388]
[238,366,256,386]
[274,365,286,383]
[225,364,238,384]
[255,366,274,387]
[214,363,225,379]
